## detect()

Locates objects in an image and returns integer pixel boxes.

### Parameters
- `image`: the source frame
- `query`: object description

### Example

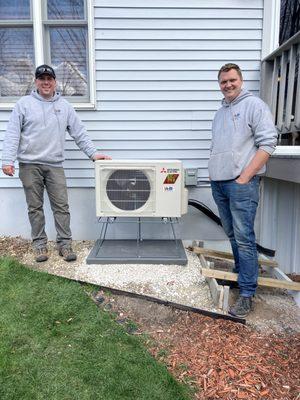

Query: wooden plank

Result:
[270,57,280,119]
[223,286,229,312]
[218,285,224,309]
[201,268,300,291]
[294,44,300,129]
[192,246,278,267]
[199,255,226,311]
[277,51,288,131]
[199,256,220,303]
[284,45,296,130]
[207,276,223,308]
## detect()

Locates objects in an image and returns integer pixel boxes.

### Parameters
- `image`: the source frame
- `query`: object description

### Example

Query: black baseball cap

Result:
[35,64,56,79]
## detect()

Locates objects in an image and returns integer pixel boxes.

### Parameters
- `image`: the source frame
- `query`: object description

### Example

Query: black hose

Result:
[188,199,276,257]
[188,199,222,226]
[256,244,276,258]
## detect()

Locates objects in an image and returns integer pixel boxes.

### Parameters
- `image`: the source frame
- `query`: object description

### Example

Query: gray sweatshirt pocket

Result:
[208,151,240,181]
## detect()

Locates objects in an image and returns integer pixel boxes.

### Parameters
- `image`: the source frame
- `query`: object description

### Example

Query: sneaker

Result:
[228,296,253,318]
[59,246,77,262]
[35,247,48,262]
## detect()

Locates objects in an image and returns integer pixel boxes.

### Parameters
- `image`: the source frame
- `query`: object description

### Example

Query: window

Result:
[0,1,34,99]
[0,0,95,107]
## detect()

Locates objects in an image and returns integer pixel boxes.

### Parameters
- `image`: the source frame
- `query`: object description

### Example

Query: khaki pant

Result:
[19,163,72,250]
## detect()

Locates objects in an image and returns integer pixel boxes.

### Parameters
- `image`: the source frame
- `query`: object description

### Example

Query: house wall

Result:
[0,186,226,241]
[0,0,265,242]
[259,177,300,274]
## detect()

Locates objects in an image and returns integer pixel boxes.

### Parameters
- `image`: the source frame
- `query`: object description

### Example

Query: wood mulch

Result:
[0,236,31,259]
[92,290,300,400]
[1,237,300,399]
[149,312,300,400]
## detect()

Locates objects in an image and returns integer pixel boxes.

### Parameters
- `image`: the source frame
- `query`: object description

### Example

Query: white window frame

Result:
[1,0,95,110]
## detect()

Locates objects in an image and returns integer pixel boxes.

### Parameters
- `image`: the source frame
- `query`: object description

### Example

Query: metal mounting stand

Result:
[86,217,187,265]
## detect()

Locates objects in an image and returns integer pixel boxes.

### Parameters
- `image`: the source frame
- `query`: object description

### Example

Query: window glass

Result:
[49,27,88,96]
[0,28,34,97]
[0,0,90,103]
[47,0,84,20]
[0,0,30,19]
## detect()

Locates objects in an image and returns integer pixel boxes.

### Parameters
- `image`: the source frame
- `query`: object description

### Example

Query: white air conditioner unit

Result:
[95,159,188,217]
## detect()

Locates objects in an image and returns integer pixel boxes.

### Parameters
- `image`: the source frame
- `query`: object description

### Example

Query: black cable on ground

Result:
[188,199,276,258]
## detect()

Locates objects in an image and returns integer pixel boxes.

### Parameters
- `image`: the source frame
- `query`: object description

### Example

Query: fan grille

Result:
[106,170,151,211]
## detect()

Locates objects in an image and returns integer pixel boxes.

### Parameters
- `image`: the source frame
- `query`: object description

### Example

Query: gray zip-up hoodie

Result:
[2,90,97,167]
[208,89,277,181]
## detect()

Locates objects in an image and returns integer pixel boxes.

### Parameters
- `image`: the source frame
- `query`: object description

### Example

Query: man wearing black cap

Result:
[34,64,57,98]
[2,64,110,262]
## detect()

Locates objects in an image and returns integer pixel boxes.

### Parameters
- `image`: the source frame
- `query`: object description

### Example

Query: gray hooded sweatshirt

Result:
[208,89,277,181]
[2,90,97,167]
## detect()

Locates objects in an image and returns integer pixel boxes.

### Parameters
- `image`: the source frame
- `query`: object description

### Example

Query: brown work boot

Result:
[59,246,77,262]
[35,247,49,262]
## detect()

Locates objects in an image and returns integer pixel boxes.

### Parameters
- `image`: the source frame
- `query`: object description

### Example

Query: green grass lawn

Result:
[0,257,191,400]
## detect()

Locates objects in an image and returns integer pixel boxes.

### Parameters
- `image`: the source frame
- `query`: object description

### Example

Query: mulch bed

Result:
[149,313,300,400]
[288,274,300,283]
[0,236,31,259]
[93,290,300,400]
[1,237,300,399]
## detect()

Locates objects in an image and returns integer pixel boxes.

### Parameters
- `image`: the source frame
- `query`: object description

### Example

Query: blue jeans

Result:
[211,176,260,297]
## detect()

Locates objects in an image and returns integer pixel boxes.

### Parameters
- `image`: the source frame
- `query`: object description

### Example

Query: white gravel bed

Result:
[24,242,216,312]
[75,247,215,310]
[22,240,300,333]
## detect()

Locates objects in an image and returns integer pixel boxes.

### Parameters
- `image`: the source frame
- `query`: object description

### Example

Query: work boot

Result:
[59,246,77,262]
[35,247,49,262]
[228,296,253,318]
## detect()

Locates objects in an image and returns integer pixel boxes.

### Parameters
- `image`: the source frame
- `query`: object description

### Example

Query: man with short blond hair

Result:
[217,62,243,80]
[208,63,277,317]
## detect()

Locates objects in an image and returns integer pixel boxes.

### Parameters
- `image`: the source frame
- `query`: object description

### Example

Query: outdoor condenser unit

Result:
[95,159,188,217]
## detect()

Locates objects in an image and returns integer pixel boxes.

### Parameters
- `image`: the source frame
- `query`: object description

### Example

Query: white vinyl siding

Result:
[1,0,264,188]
